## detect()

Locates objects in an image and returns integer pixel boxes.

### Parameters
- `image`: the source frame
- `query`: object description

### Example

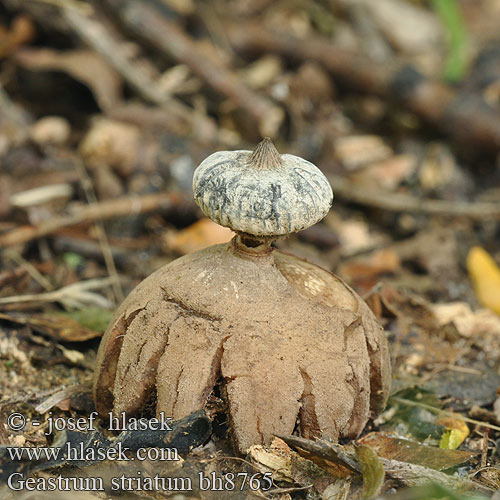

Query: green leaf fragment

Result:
[58,307,114,333]
[431,0,469,82]
[63,252,85,269]
[356,445,385,499]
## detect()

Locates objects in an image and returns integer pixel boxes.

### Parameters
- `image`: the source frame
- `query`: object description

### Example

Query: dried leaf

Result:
[80,118,141,176]
[0,15,35,58]
[338,247,400,291]
[467,246,500,315]
[326,214,387,257]
[30,116,71,145]
[363,0,443,54]
[239,55,282,90]
[358,432,475,470]
[15,48,122,111]
[278,435,360,478]
[351,154,417,190]
[248,440,294,482]
[432,301,500,338]
[334,135,392,171]
[249,438,344,494]
[0,311,103,341]
[380,458,472,489]
[356,445,384,499]
[163,218,234,255]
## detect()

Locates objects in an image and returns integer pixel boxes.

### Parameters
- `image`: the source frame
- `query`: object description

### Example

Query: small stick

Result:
[0,191,187,248]
[104,0,283,137]
[0,277,115,309]
[75,159,124,303]
[62,5,194,127]
[480,429,489,469]
[34,384,89,414]
[329,174,500,219]
[226,23,500,154]
[391,397,500,432]
[3,249,54,291]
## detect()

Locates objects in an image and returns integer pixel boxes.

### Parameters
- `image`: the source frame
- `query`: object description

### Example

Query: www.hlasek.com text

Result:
[7,442,179,462]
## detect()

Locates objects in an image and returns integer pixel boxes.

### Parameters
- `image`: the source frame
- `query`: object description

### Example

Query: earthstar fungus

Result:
[93,138,391,453]
[193,138,333,238]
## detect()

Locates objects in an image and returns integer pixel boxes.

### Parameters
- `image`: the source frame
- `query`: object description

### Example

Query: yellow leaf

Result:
[162,218,233,255]
[436,416,469,450]
[466,246,500,315]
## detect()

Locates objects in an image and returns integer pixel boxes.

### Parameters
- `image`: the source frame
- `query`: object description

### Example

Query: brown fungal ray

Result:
[93,239,391,453]
[273,250,391,417]
[155,314,226,417]
[93,302,150,415]
[221,319,305,450]
[112,304,179,415]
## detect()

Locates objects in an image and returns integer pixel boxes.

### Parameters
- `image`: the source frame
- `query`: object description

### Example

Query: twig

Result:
[31,0,93,14]
[103,0,283,137]
[0,277,115,310]
[226,22,500,154]
[61,5,192,122]
[380,457,471,489]
[480,429,489,469]
[75,159,124,303]
[0,190,188,248]
[0,83,32,140]
[3,249,54,291]
[391,397,500,432]
[329,174,500,219]
[34,383,89,413]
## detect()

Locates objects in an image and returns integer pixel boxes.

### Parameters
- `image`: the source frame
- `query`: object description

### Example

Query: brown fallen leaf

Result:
[14,48,122,111]
[249,437,351,496]
[432,301,500,338]
[351,154,417,191]
[334,135,393,171]
[367,0,443,54]
[0,311,102,341]
[276,433,474,492]
[358,432,476,471]
[79,118,141,176]
[338,247,401,291]
[0,15,35,58]
[278,435,360,478]
[248,439,295,483]
[380,458,471,489]
[326,214,388,257]
[162,218,234,255]
[30,116,71,146]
